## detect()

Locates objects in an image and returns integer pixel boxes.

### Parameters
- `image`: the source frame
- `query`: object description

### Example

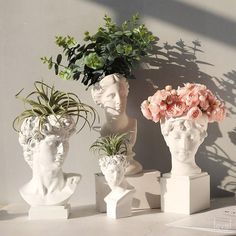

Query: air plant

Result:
[13,81,97,132]
[90,133,128,156]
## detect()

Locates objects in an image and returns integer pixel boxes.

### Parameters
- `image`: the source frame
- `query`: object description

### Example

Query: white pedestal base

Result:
[29,204,70,220]
[105,189,135,219]
[161,172,210,214]
[95,170,161,212]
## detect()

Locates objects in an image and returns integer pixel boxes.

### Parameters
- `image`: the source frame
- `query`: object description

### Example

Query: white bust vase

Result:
[99,155,135,218]
[91,73,143,175]
[160,114,208,176]
[18,115,81,206]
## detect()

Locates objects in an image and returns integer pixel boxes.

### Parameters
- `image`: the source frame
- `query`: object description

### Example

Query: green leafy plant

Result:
[13,81,97,132]
[41,14,157,88]
[90,133,128,156]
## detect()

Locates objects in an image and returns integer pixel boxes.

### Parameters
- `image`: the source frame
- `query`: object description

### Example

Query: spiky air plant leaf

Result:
[90,133,128,156]
[13,81,98,133]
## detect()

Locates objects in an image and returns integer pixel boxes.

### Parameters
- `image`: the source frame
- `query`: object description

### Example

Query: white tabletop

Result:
[0,197,236,236]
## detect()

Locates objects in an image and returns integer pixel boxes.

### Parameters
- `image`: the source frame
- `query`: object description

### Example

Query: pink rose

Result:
[187,107,202,120]
[152,113,161,123]
[141,100,152,120]
[207,90,216,104]
[152,89,170,104]
[166,101,186,118]
[159,101,167,111]
[185,92,199,107]
[165,85,172,91]
[200,100,210,111]
[208,106,225,122]
[149,102,160,116]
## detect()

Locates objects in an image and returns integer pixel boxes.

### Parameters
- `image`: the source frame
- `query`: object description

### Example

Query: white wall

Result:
[1,0,236,205]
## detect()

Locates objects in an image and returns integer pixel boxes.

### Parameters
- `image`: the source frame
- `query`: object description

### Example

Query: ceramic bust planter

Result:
[91,73,143,175]
[141,83,225,177]
[18,115,81,206]
[14,81,97,219]
[99,155,135,218]
[160,114,208,176]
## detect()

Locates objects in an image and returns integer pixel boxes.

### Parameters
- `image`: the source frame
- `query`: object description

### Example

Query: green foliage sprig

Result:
[90,133,128,156]
[13,81,97,132]
[41,14,157,88]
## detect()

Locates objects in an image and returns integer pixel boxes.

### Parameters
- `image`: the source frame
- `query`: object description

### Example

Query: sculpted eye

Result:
[173,134,181,139]
[55,140,61,146]
[106,93,115,99]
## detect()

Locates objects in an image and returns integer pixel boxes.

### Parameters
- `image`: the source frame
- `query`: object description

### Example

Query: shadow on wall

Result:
[86,0,236,47]
[128,40,236,198]
[204,126,236,196]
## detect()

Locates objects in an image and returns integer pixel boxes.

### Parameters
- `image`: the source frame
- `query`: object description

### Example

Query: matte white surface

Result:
[105,188,135,219]
[95,170,161,212]
[0,198,235,236]
[29,205,70,220]
[161,172,210,214]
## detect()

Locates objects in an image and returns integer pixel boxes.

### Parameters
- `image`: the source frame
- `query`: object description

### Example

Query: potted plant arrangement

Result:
[90,133,135,219]
[13,81,97,219]
[41,14,156,175]
[141,83,225,176]
[41,14,156,87]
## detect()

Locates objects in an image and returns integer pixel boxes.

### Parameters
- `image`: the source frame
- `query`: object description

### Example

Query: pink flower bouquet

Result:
[141,83,225,123]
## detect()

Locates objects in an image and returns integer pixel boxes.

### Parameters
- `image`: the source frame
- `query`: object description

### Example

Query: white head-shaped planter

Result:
[91,74,129,117]
[18,115,80,206]
[161,115,208,176]
[99,155,128,190]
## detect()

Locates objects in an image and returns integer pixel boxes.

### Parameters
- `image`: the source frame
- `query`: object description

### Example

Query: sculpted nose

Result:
[58,143,64,153]
[115,94,121,105]
[180,136,189,150]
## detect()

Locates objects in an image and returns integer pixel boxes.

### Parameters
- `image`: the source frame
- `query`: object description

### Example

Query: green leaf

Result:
[84,53,104,70]
[56,54,62,65]
[54,64,59,75]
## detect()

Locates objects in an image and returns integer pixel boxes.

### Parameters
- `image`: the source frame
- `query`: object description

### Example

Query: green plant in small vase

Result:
[90,133,129,188]
[90,133,135,219]
[90,133,128,156]
[14,81,98,209]
[41,14,157,88]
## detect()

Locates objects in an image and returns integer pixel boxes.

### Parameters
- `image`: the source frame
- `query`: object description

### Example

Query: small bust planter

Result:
[91,133,135,219]
[14,81,97,219]
[141,83,225,176]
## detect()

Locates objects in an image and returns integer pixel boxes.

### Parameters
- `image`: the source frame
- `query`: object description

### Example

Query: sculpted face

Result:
[163,120,206,162]
[100,82,128,117]
[38,135,69,168]
[102,166,125,189]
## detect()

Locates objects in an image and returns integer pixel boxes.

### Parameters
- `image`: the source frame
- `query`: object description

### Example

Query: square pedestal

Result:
[29,204,70,220]
[161,172,210,214]
[95,170,161,212]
